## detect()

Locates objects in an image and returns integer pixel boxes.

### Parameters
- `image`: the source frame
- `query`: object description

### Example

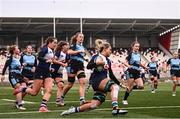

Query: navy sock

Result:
[75,107,80,112]
[123,90,130,100]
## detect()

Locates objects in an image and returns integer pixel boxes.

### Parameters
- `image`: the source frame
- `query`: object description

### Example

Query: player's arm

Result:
[1,57,11,81]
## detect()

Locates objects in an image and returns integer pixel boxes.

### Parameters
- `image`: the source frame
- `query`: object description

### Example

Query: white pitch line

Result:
[1,99,88,104]
[0,105,180,115]
[2,99,180,109]
[1,99,81,104]
[1,99,35,104]
[1,99,112,104]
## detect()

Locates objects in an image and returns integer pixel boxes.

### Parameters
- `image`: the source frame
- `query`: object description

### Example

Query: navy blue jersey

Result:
[126,52,141,70]
[167,58,180,70]
[147,62,158,71]
[2,55,21,75]
[87,54,120,85]
[20,54,37,71]
[88,54,109,76]
[51,51,70,73]
[37,46,54,70]
[70,44,85,62]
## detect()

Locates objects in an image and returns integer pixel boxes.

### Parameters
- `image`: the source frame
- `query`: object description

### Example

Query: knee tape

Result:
[77,72,86,79]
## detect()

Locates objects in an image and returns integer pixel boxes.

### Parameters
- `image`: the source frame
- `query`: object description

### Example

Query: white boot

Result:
[61,106,76,116]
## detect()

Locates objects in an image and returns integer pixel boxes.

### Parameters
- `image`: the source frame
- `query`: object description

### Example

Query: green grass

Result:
[0,82,180,118]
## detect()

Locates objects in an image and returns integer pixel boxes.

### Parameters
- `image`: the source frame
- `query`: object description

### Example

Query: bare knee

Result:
[110,84,120,92]
[90,103,98,109]
[57,82,64,88]
[31,90,39,96]
[79,81,85,86]
[89,101,101,109]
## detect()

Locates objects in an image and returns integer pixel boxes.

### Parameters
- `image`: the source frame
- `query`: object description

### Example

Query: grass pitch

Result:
[0,82,180,118]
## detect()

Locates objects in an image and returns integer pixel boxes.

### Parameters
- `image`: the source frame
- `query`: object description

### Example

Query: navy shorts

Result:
[126,68,141,80]
[22,69,34,80]
[34,67,51,80]
[67,76,76,83]
[90,73,107,91]
[170,69,180,77]
[68,59,84,74]
[51,72,63,79]
[149,70,158,77]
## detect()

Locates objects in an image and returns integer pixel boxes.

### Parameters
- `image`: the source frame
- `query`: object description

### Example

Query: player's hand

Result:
[62,63,68,67]
[79,50,85,53]
[22,63,27,66]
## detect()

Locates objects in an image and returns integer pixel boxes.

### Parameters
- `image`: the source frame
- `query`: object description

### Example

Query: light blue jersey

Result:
[127,52,141,70]
[21,54,36,70]
[70,44,85,62]
[10,57,21,74]
[167,58,180,70]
